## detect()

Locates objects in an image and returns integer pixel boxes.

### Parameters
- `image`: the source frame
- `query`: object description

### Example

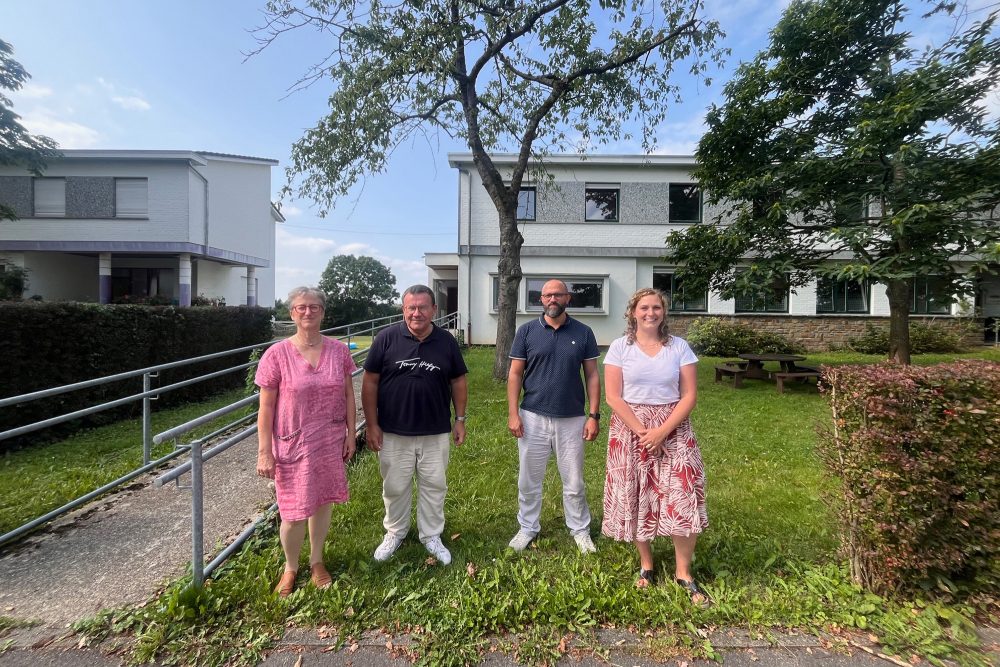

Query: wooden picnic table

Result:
[737,353,807,380]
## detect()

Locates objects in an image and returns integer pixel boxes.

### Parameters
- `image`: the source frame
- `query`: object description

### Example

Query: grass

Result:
[0,387,253,536]
[60,347,1000,665]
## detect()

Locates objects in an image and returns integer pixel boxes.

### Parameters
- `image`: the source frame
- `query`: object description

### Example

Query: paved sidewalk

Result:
[0,434,274,625]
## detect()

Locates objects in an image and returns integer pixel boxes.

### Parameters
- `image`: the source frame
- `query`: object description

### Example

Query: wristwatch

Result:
[588,412,600,420]
[455,415,467,422]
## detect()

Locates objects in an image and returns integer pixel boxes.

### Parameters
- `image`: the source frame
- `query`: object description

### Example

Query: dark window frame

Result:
[912,276,952,315]
[584,186,619,222]
[816,276,870,314]
[652,272,708,312]
[668,183,702,224]
[734,274,790,313]
[516,187,536,221]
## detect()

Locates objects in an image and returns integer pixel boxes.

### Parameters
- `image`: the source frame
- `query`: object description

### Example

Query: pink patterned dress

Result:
[255,338,356,521]
[601,336,708,541]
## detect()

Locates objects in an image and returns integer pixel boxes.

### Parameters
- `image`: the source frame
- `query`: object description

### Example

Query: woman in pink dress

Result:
[602,288,708,605]
[255,286,357,597]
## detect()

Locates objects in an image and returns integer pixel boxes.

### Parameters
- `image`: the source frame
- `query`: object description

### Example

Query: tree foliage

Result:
[665,0,1000,363]
[0,38,58,221]
[253,0,723,378]
[318,254,399,327]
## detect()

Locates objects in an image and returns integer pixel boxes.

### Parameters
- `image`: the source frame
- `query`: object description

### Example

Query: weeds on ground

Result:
[73,348,998,666]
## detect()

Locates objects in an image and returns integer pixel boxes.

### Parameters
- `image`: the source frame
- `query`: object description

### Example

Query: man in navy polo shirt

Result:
[362,284,468,565]
[506,279,601,553]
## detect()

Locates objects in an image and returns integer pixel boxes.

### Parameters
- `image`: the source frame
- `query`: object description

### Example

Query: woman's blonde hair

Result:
[623,287,670,345]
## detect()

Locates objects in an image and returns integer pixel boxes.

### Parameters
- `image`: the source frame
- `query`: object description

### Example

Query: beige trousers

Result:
[379,432,450,541]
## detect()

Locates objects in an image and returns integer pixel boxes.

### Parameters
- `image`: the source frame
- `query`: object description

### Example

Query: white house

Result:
[427,153,998,349]
[0,150,282,307]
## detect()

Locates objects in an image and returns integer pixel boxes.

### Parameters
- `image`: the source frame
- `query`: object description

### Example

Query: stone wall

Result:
[666,314,985,351]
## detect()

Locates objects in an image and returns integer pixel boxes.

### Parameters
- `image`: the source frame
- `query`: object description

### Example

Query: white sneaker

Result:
[373,533,403,561]
[574,532,596,554]
[508,530,536,552]
[422,536,452,565]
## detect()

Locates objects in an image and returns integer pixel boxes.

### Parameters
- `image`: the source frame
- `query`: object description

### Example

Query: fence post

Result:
[142,373,153,465]
[191,439,205,589]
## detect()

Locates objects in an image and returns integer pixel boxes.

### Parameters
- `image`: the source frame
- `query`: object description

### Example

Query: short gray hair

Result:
[287,286,326,308]
[402,284,435,306]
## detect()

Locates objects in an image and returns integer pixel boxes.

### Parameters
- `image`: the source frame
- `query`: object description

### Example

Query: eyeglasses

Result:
[291,304,323,314]
[540,292,569,301]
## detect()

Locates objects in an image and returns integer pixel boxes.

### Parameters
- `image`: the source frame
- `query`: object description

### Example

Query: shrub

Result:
[684,317,802,357]
[847,321,966,354]
[0,264,29,301]
[818,360,1000,597]
[0,303,272,449]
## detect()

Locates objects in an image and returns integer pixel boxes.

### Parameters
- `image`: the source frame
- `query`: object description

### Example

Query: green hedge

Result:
[819,360,1000,597]
[0,303,272,449]
[684,316,802,356]
[846,321,968,354]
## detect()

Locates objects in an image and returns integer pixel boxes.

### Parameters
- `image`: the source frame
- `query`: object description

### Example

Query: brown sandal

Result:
[274,570,297,597]
[310,562,332,589]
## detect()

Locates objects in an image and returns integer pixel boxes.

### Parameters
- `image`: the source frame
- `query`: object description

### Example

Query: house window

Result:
[668,184,701,223]
[816,276,870,313]
[735,274,789,313]
[491,276,500,311]
[115,178,148,217]
[526,277,604,312]
[33,178,65,217]
[516,187,536,221]
[585,185,619,221]
[652,272,708,312]
[912,276,952,314]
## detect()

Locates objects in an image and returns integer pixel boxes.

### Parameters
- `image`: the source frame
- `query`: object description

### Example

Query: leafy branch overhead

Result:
[666,0,1000,362]
[0,38,59,221]
[254,0,724,377]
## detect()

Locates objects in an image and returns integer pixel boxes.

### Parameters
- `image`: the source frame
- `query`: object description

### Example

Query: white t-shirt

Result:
[603,335,698,404]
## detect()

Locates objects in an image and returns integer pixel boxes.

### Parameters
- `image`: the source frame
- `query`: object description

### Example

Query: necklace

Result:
[296,334,321,348]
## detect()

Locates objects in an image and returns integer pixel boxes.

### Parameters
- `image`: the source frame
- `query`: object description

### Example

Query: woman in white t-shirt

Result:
[601,288,708,605]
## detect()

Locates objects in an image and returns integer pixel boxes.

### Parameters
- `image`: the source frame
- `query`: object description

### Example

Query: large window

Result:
[816,276,870,313]
[912,276,952,314]
[652,272,708,312]
[734,274,789,313]
[526,277,604,312]
[115,178,148,218]
[668,184,701,223]
[516,187,536,221]
[33,178,65,217]
[585,185,619,221]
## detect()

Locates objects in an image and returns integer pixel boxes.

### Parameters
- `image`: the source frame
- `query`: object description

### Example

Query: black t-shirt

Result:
[363,323,468,436]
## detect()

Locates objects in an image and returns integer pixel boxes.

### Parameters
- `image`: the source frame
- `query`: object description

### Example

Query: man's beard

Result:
[545,302,566,317]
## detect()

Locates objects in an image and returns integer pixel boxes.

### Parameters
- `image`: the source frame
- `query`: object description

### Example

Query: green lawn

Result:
[75,347,999,666]
[0,388,252,537]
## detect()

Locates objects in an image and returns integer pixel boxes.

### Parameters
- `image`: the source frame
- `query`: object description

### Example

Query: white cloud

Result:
[280,204,303,217]
[20,110,100,148]
[16,84,53,99]
[112,95,151,111]
[650,115,707,155]
[275,227,339,253]
[339,242,374,256]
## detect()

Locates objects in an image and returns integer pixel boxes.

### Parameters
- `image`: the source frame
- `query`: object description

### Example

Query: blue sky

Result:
[4,1,994,300]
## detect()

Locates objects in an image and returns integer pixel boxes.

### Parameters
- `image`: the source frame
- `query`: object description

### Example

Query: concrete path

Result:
[0,434,274,626]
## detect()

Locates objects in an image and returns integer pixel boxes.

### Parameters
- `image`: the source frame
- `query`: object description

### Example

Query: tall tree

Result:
[665,0,1000,364]
[253,0,723,379]
[319,254,399,327]
[0,38,58,221]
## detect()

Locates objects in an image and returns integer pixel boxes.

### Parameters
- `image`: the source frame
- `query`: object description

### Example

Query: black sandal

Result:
[636,568,656,588]
[675,578,711,607]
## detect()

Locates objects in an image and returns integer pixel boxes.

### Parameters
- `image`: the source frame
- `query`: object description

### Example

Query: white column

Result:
[179,253,192,307]
[246,266,256,306]
[99,252,112,304]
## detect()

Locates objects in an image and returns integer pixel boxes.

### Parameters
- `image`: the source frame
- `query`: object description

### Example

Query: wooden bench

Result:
[771,369,821,393]
[715,364,748,388]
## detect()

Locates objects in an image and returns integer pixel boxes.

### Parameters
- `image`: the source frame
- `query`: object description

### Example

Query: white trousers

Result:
[379,432,450,541]
[516,409,591,536]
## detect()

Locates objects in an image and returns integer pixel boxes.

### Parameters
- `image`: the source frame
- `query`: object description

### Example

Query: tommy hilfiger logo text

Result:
[395,358,441,372]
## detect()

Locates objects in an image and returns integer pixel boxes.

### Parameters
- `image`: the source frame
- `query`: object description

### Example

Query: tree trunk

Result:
[492,206,524,380]
[885,278,912,364]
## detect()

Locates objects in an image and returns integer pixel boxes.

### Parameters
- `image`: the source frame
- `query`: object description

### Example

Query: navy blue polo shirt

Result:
[510,315,599,418]
[364,322,468,436]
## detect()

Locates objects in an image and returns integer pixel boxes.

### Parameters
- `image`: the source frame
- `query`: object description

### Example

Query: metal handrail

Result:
[0,310,460,557]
